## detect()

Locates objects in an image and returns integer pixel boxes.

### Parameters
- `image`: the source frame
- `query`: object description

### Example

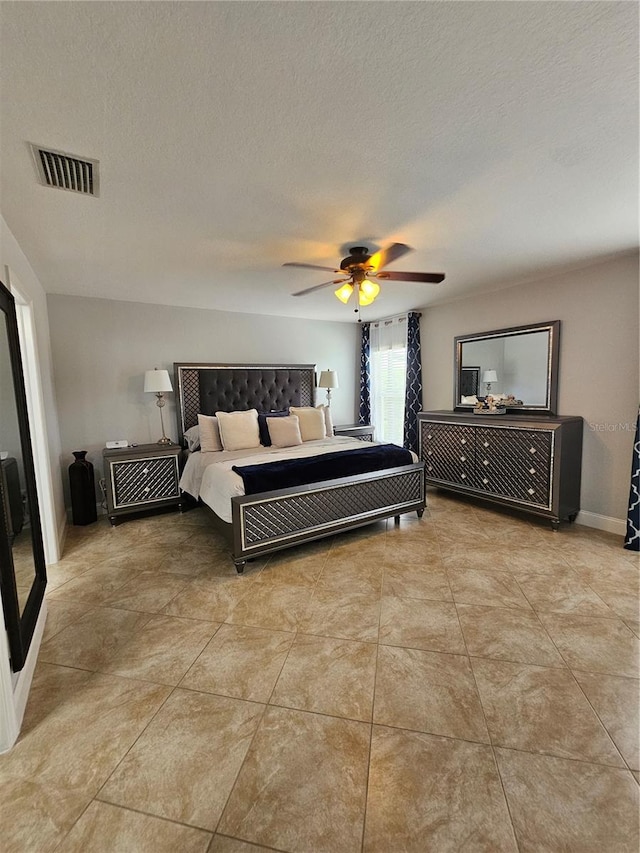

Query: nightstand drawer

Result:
[110,455,179,508]
[334,424,375,441]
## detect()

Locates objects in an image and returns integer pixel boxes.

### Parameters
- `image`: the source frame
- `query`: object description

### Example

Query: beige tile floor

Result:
[2,489,639,852]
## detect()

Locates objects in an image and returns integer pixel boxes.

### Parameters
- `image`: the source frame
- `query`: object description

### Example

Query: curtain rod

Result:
[368,310,422,326]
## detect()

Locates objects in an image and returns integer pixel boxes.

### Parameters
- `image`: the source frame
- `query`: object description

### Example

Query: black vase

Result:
[69,451,97,525]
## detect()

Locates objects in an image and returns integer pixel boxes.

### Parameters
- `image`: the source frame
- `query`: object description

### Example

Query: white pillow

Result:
[215,409,261,451]
[267,415,303,448]
[316,404,334,437]
[184,424,201,452]
[197,414,223,452]
[289,406,326,441]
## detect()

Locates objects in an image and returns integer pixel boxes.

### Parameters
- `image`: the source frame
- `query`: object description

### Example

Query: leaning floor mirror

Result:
[0,280,46,672]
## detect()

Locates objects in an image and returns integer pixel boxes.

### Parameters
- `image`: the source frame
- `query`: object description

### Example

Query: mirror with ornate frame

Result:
[0,280,47,672]
[454,320,560,415]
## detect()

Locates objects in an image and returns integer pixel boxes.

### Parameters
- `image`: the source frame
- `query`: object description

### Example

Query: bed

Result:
[174,363,426,572]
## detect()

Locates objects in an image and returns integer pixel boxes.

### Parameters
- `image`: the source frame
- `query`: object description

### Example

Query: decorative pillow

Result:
[258,410,289,447]
[215,409,261,451]
[267,415,303,448]
[197,414,223,452]
[184,424,201,452]
[289,406,326,441]
[316,404,334,437]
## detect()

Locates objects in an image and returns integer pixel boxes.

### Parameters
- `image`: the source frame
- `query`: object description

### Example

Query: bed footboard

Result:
[230,463,425,572]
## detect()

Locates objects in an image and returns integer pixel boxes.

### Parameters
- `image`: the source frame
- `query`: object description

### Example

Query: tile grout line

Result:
[359,517,392,853]
[449,567,523,853]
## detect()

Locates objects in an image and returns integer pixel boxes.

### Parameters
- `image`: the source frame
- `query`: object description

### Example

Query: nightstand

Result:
[102,443,184,525]
[334,424,375,441]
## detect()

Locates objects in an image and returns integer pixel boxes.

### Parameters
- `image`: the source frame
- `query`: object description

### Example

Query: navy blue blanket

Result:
[233,443,413,495]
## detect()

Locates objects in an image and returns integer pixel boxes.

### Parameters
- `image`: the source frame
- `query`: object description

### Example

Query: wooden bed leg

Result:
[234,560,246,574]
[416,508,425,519]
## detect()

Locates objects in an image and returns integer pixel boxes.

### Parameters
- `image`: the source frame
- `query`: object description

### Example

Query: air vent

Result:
[30,144,99,196]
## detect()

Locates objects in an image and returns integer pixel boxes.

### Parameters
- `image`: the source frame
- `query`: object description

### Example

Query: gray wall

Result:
[47,295,360,501]
[420,251,639,524]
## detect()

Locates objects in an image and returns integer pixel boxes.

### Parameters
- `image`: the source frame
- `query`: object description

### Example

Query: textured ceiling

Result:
[1,1,637,322]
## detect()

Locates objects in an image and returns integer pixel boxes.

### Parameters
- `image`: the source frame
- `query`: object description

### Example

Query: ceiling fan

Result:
[283,243,445,310]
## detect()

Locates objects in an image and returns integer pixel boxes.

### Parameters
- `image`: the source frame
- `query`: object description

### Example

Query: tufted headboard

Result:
[173,363,317,445]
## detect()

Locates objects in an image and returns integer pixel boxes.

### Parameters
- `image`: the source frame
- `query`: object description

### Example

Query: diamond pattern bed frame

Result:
[174,363,426,571]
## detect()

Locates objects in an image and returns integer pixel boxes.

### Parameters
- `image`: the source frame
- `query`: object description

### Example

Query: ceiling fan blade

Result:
[368,242,413,271]
[283,262,340,272]
[292,278,349,297]
[376,270,445,283]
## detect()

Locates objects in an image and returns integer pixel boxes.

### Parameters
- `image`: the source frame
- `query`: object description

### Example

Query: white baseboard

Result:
[575,510,626,536]
[56,513,68,563]
[13,600,47,726]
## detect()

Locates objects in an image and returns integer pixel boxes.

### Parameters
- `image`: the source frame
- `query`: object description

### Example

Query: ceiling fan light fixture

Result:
[359,279,380,301]
[334,282,354,304]
[287,242,444,311]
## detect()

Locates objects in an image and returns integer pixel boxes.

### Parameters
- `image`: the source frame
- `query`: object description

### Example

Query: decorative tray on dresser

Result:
[418,411,583,529]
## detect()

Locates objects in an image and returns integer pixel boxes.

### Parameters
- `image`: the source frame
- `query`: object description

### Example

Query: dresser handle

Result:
[461,438,467,445]
[529,447,536,454]
[528,487,535,495]
[483,459,489,466]
[483,477,488,484]
[428,465,433,471]
[460,455,466,462]
[427,450,432,456]
[461,473,466,479]
[483,441,489,448]
[427,434,432,439]
[529,467,536,474]
[144,486,150,493]
[142,467,149,474]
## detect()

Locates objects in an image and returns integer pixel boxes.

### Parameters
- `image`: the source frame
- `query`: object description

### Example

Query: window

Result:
[370,316,407,446]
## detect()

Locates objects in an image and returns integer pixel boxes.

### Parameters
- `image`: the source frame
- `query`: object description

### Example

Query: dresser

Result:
[418,411,583,528]
[103,443,184,524]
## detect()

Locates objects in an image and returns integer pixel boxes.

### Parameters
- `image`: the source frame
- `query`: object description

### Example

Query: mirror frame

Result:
[454,320,560,415]
[0,280,47,672]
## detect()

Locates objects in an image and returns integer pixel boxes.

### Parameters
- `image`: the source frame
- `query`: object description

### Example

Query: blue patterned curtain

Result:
[624,407,640,551]
[359,322,371,425]
[403,311,422,453]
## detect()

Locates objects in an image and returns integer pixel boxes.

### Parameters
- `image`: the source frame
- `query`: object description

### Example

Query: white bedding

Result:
[179,436,417,523]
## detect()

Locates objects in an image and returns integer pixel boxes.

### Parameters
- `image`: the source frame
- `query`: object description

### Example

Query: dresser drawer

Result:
[475,457,551,508]
[421,421,475,460]
[425,458,477,487]
[476,427,553,464]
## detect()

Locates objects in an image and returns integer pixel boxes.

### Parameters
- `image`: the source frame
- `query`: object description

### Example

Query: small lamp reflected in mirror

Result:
[482,369,498,394]
[318,369,339,406]
[144,368,173,445]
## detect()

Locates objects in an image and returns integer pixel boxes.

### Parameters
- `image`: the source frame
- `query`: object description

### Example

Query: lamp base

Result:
[157,437,172,446]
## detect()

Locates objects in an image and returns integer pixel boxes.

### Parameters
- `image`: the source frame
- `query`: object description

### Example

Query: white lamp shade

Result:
[318,370,339,390]
[482,370,498,383]
[144,369,173,393]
